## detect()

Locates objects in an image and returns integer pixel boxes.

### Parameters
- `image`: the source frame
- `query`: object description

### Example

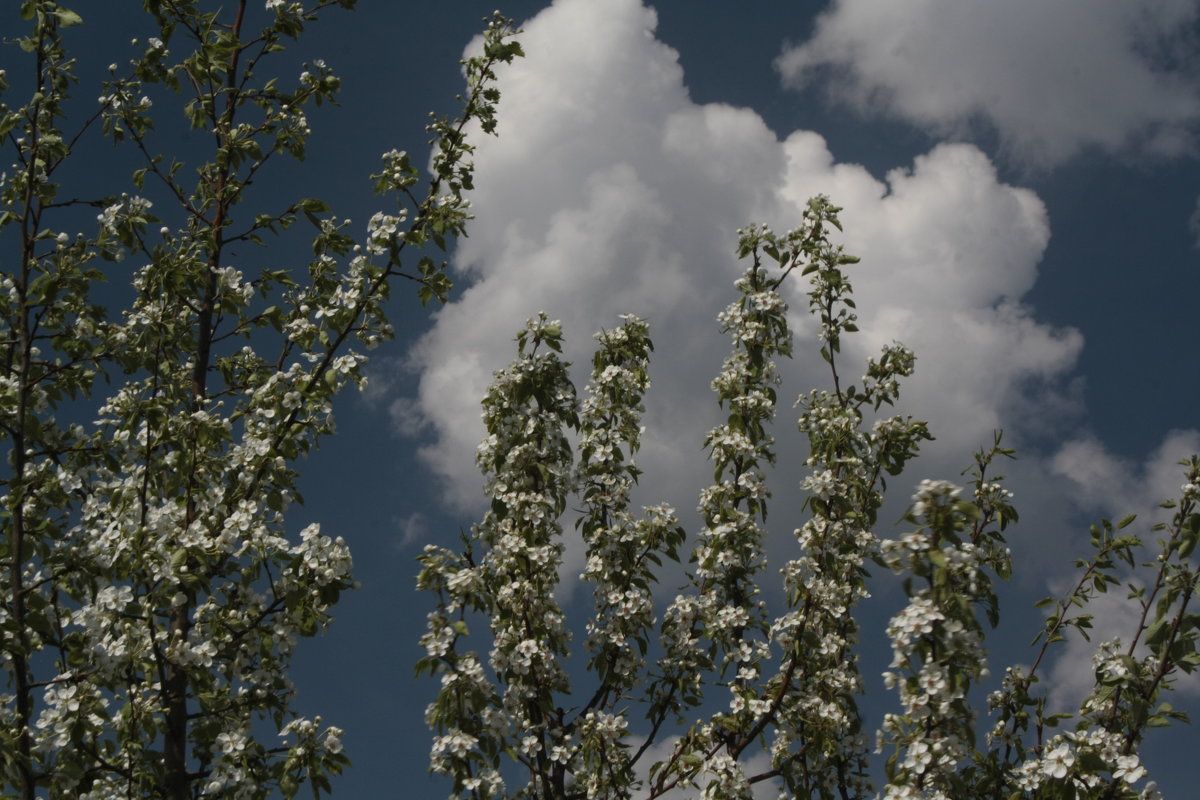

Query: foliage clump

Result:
[419,198,1200,800]
[0,2,520,797]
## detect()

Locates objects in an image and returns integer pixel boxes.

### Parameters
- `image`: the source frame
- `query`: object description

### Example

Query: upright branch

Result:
[757,197,930,799]
[875,437,1016,800]
[417,195,1197,800]
[574,317,685,795]
[419,314,578,800]
[650,218,796,798]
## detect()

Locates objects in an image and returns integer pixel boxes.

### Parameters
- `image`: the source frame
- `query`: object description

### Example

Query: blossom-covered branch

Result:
[420,195,1197,800]
[0,3,521,797]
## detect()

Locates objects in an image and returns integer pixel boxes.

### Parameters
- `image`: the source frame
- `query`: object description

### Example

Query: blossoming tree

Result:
[418,197,1200,799]
[0,1,520,797]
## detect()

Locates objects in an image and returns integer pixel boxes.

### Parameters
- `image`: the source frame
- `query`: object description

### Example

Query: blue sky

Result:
[44,0,1200,796]
[288,1,1200,795]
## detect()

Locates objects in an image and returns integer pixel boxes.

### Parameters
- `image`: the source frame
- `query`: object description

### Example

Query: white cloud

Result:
[402,0,1085,528]
[1044,429,1200,709]
[776,0,1200,167]
[1044,578,1200,715]
[1052,428,1200,519]
[774,138,1084,462]
[1042,588,1147,714]
[387,396,428,438]
[393,511,429,549]
[386,0,1200,767]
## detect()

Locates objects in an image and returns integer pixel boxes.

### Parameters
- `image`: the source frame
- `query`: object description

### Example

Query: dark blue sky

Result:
[300,2,1200,796]
[28,1,1200,797]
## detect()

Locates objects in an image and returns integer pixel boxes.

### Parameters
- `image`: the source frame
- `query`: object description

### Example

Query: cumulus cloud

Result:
[1052,428,1200,519]
[1042,429,1200,708]
[375,1,1200,785]
[402,0,1083,534]
[776,0,1200,167]
[1043,584,1200,717]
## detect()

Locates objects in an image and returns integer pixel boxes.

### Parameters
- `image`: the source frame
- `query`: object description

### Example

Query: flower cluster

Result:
[577,317,682,707]
[1,4,521,797]
[419,313,580,798]
[876,479,992,796]
[418,198,1199,800]
[1010,728,1151,796]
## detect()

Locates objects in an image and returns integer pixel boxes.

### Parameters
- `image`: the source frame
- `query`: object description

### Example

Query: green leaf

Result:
[53,8,84,26]
[1180,521,1199,558]
[1144,618,1169,649]
[0,113,19,139]
[298,197,329,226]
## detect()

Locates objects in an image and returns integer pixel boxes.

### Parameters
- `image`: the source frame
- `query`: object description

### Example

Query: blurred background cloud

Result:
[776,0,1200,168]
